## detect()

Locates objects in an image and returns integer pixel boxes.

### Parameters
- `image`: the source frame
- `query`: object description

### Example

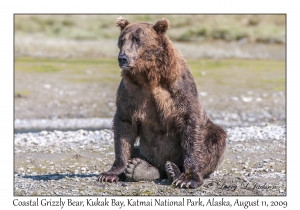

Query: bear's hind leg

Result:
[125,158,160,181]
[202,122,227,177]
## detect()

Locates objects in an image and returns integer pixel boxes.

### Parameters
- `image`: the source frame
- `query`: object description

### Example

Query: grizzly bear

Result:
[98,17,226,188]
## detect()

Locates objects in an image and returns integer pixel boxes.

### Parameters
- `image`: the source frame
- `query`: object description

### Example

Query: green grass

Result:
[15,58,63,73]
[189,59,285,91]
[15,57,285,93]
[15,57,119,74]
[15,57,121,84]
[14,14,286,43]
[14,90,31,97]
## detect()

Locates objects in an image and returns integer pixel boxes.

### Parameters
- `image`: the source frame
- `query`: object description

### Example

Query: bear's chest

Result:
[131,86,177,128]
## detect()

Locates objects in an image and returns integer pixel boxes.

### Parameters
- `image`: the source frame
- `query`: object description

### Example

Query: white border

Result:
[3,0,298,208]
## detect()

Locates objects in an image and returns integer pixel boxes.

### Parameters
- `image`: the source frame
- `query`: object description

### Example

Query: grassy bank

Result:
[15,14,285,44]
[15,57,285,94]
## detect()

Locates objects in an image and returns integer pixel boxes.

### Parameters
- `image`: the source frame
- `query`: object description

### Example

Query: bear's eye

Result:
[118,38,125,47]
[133,38,140,45]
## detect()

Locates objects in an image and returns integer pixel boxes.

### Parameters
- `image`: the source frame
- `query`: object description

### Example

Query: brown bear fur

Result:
[98,17,226,188]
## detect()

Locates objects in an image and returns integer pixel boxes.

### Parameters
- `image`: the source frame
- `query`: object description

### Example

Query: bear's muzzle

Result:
[118,54,130,69]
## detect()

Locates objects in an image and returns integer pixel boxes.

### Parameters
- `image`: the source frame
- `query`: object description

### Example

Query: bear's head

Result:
[115,17,170,72]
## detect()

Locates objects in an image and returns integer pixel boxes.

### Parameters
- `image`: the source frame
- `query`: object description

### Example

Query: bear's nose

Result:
[118,54,129,65]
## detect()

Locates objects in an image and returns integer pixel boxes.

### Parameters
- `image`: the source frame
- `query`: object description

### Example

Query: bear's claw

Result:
[97,173,119,183]
[172,177,202,189]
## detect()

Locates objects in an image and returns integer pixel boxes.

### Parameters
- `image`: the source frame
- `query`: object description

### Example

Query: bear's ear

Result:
[116,16,130,31]
[153,18,170,34]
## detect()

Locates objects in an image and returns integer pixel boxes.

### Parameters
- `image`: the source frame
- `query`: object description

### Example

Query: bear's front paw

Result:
[97,172,119,183]
[172,173,203,189]
[165,161,181,181]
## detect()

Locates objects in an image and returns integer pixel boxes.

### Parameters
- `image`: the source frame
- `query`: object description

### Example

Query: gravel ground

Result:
[14,126,286,196]
[14,107,286,133]
[14,118,113,133]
